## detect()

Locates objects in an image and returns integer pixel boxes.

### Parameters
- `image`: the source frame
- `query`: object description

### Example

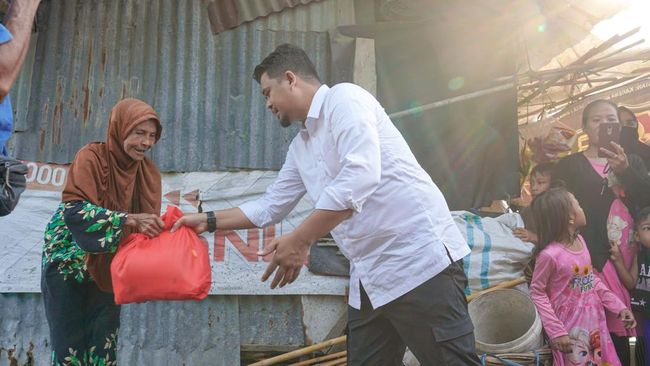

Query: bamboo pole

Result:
[466,277,526,302]
[519,77,619,89]
[288,351,347,366]
[252,277,527,365]
[248,336,347,366]
[388,83,515,120]
[385,48,650,121]
[320,357,347,366]
[518,49,650,84]
[519,27,640,104]
[519,73,649,119]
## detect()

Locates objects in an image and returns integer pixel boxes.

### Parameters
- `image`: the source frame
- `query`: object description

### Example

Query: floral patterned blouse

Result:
[42,200,127,283]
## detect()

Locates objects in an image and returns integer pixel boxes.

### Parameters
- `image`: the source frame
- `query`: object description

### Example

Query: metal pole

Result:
[387,83,515,120]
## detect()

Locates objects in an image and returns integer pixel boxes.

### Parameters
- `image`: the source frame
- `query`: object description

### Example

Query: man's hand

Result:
[550,335,572,353]
[255,209,351,288]
[258,232,310,289]
[170,212,208,234]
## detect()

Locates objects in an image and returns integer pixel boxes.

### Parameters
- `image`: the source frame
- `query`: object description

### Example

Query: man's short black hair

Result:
[253,44,320,83]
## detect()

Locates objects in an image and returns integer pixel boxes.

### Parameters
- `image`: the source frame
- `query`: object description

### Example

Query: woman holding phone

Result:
[554,99,650,363]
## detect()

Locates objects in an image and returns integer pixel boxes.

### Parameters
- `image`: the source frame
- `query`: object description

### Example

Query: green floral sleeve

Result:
[63,201,128,254]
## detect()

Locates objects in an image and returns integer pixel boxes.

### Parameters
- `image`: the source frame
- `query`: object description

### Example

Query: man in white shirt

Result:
[173,44,480,365]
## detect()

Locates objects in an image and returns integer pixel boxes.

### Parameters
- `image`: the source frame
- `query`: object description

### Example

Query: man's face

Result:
[260,72,296,128]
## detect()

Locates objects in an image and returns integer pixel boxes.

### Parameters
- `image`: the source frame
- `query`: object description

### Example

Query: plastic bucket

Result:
[468,288,543,354]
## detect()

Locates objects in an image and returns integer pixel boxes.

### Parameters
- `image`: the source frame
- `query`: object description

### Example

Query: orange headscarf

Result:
[62,98,163,292]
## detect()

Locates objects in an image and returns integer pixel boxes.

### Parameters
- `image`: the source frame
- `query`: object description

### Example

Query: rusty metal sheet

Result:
[8,0,355,171]
[206,0,323,34]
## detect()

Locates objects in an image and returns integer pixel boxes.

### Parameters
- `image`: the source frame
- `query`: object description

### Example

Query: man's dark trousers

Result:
[347,259,481,366]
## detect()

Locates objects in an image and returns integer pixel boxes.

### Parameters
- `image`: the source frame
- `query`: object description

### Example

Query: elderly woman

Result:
[554,99,650,364]
[41,98,165,365]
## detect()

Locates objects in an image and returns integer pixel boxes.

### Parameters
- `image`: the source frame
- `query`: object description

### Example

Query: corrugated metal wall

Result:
[0,293,347,366]
[2,1,354,365]
[9,0,355,172]
[0,294,299,366]
[206,0,323,33]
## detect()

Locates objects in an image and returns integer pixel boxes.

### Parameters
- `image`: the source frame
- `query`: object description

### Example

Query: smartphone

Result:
[597,122,621,158]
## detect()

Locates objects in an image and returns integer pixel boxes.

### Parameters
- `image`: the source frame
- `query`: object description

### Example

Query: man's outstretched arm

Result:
[170,207,257,233]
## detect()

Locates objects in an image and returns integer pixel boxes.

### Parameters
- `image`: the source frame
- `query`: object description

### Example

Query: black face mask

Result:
[619,126,640,153]
[620,125,650,162]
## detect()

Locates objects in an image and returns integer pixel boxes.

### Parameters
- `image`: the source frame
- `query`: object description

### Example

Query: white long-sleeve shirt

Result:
[240,84,470,309]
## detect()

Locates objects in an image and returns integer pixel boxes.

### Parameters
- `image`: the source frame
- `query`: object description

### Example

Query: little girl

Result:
[529,187,636,366]
[611,207,650,364]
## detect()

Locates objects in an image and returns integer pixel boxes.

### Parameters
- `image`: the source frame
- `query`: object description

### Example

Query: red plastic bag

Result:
[111,205,211,304]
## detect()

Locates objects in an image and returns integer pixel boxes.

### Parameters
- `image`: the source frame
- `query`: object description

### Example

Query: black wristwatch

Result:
[206,211,217,233]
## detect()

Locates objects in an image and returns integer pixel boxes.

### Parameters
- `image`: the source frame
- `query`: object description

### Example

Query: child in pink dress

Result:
[588,158,637,343]
[529,188,636,366]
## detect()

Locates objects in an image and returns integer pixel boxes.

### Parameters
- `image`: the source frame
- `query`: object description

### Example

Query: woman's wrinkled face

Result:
[123,120,158,161]
[584,102,619,147]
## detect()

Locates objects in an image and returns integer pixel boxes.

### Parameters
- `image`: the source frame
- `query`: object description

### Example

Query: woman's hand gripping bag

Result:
[111,206,211,304]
